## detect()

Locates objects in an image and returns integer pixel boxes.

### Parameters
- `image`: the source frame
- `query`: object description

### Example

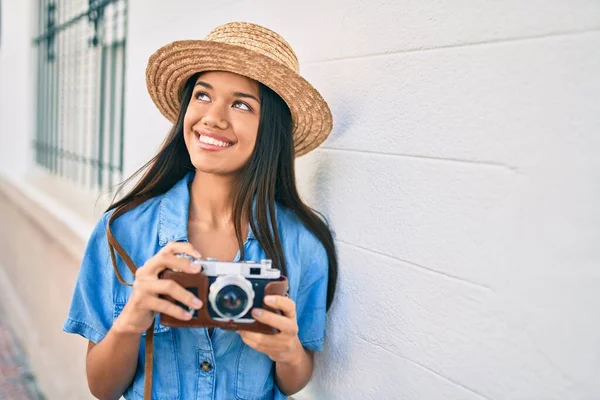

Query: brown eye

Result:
[195,92,210,101]
[233,101,251,111]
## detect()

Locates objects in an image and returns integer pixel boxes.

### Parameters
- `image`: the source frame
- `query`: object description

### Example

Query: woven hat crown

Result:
[205,22,300,73]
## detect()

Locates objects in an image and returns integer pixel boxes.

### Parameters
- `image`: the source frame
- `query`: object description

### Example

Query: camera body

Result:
[158,254,288,334]
[202,257,280,322]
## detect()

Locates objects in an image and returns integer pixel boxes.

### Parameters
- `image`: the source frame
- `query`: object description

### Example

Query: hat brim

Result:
[146,40,332,157]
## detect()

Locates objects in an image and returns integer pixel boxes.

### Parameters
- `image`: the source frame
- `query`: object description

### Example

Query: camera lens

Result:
[215,285,248,318]
[209,274,255,320]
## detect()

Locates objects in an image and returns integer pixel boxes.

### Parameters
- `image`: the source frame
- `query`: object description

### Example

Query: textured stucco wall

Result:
[1,1,599,399]
[122,1,600,399]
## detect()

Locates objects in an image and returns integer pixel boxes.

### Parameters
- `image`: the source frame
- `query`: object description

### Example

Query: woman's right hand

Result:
[113,242,204,335]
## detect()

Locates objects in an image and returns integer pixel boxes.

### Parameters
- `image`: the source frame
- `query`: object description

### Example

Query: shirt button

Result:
[200,361,213,372]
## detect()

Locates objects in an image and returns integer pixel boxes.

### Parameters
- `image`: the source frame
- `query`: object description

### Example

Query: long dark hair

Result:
[108,73,337,310]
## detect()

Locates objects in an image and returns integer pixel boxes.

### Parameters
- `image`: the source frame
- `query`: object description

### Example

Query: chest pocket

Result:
[235,344,275,400]
[113,303,180,400]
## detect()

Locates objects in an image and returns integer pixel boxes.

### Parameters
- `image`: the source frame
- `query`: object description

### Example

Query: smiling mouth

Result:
[195,133,234,149]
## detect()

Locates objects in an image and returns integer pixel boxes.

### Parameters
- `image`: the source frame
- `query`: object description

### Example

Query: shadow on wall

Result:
[312,97,358,219]
[327,92,358,145]
[301,123,354,398]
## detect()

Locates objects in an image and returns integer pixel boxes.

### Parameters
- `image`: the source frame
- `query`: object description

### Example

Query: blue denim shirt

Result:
[63,172,329,399]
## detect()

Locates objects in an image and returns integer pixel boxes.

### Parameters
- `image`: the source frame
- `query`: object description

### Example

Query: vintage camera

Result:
[158,254,288,334]
[188,255,281,322]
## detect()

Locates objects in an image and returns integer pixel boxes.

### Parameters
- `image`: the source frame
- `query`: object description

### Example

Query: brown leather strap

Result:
[106,195,156,400]
[107,195,150,284]
[144,325,155,400]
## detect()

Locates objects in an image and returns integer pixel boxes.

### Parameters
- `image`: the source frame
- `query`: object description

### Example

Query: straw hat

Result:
[145,22,333,157]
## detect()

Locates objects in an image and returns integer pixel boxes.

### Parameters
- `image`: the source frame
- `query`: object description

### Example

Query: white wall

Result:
[0,0,36,177]
[1,0,599,398]
[124,1,600,399]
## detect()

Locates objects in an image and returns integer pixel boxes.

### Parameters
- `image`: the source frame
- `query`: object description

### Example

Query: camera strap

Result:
[106,195,156,400]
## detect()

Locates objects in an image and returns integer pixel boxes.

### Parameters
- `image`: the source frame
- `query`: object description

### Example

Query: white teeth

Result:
[199,135,231,148]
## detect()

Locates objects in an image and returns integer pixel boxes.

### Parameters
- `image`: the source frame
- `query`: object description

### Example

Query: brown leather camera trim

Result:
[159,271,288,335]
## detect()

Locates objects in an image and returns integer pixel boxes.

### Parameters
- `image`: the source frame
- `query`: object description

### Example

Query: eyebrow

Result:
[195,81,260,103]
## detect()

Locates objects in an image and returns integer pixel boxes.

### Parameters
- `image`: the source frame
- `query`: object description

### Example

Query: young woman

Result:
[63,22,337,400]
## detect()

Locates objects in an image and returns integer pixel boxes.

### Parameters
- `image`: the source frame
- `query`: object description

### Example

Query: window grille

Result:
[33,0,127,191]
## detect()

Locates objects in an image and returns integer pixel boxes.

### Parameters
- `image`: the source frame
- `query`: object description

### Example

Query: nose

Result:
[201,103,229,130]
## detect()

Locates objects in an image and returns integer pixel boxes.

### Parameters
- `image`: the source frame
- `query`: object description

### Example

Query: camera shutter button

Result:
[200,360,213,372]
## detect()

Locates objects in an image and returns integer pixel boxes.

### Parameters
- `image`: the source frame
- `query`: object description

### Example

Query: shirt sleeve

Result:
[62,213,115,344]
[295,238,329,352]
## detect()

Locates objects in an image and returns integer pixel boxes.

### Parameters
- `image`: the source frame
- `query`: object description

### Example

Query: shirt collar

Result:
[158,172,256,246]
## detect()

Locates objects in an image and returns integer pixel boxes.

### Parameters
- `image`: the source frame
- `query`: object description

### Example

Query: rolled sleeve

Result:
[296,240,329,352]
[62,213,114,344]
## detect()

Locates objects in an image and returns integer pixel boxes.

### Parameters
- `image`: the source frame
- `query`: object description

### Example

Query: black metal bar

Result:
[108,46,115,189]
[88,36,98,188]
[74,14,82,185]
[66,1,73,179]
[87,23,94,184]
[97,42,107,188]
[33,0,118,43]
[80,15,89,186]
[41,144,120,170]
[46,1,55,62]
[33,142,120,171]
[70,0,77,181]
[108,2,119,189]
[47,0,54,171]
[65,1,72,180]
[49,46,54,172]
[35,0,43,166]
[40,0,48,168]
[118,1,128,178]
[56,0,64,177]
[44,0,51,170]
[50,1,58,173]
[63,0,70,180]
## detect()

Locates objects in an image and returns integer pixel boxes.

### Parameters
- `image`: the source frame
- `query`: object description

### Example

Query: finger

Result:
[263,295,297,319]
[239,331,272,345]
[239,331,277,353]
[140,279,203,311]
[160,241,202,259]
[140,296,194,321]
[251,309,297,334]
[239,333,262,352]
[139,251,202,277]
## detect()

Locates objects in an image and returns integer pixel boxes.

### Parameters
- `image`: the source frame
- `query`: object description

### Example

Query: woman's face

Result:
[183,71,261,176]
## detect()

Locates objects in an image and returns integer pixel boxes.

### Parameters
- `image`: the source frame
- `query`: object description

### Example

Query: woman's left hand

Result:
[238,295,305,366]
